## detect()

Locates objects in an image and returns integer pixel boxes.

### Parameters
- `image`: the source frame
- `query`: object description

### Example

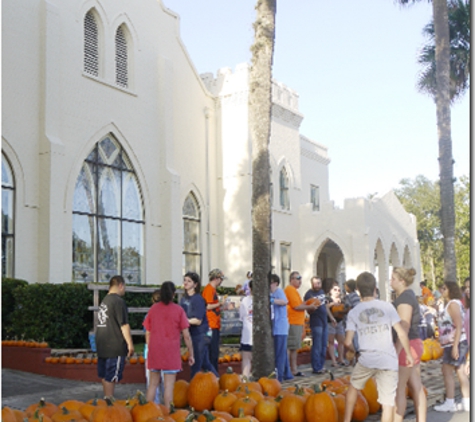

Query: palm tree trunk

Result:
[432,0,457,281]
[249,0,276,378]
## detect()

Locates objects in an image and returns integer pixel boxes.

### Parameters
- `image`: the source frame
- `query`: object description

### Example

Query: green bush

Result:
[10,283,93,348]
[2,277,28,339]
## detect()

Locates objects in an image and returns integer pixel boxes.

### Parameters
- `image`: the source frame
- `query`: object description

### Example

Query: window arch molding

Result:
[274,158,295,211]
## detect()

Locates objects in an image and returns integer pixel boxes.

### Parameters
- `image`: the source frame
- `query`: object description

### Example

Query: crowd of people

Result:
[93,268,470,417]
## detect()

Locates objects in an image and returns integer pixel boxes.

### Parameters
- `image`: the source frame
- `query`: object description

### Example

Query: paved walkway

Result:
[2,359,469,421]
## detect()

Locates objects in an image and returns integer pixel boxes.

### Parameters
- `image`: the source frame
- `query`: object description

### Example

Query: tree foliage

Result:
[394,175,470,288]
[418,0,471,102]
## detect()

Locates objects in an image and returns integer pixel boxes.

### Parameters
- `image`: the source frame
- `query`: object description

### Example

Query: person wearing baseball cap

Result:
[202,268,226,372]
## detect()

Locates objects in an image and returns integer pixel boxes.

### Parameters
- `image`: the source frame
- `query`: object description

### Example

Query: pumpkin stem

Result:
[104,397,115,406]
[185,412,197,422]
[266,371,277,379]
[328,371,335,380]
[136,390,148,405]
[313,384,323,393]
[202,409,218,422]
[237,408,245,418]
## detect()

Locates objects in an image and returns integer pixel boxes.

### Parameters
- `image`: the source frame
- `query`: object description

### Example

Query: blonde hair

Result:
[392,267,416,286]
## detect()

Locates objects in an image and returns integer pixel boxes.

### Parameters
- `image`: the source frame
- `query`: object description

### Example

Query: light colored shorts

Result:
[350,362,398,406]
[398,338,423,366]
[288,324,303,350]
[328,321,345,336]
[150,369,180,374]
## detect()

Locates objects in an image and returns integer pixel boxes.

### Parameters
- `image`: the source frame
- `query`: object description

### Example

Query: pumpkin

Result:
[304,388,337,422]
[258,373,281,397]
[320,372,345,391]
[12,408,27,422]
[26,398,59,418]
[51,407,84,422]
[145,417,175,422]
[57,401,84,412]
[230,396,258,417]
[50,357,60,364]
[431,341,443,360]
[228,408,259,422]
[83,357,92,364]
[219,367,241,392]
[79,399,106,420]
[236,380,262,394]
[2,407,17,422]
[213,390,238,413]
[196,410,232,422]
[361,377,380,414]
[25,410,53,422]
[131,392,164,422]
[331,303,348,321]
[278,394,306,422]
[139,355,146,364]
[129,356,138,364]
[351,391,369,422]
[188,371,220,412]
[173,379,190,408]
[65,357,75,364]
[330,393,345,422]
[168,406,190,422]
[254,398,279,422]
[90,399,132,422]
[420,340,433,362]
[305,297,321,307]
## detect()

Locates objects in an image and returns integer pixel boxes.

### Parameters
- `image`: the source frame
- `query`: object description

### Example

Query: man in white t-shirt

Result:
[343,272,414,422]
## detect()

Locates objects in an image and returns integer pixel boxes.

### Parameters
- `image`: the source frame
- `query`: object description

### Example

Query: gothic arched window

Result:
[279,167,290,210]
[84,10,99,76]
[2,153,15,277]
[182,193,201,275]
[115,25,129,88]
[72,135,144,284]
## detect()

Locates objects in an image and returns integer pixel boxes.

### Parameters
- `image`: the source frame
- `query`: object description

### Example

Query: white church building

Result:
[2,0,421,301]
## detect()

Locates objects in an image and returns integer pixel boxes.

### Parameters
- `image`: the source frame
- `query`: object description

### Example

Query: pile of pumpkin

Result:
[44,355,147,365]
[1,368,427,422]
[420,338,443,362]
[2,339,49,348]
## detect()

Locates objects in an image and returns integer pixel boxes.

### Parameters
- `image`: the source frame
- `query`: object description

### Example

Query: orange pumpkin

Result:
[197,410,232,422]
[173,379,190,409]
[254,398,279,422]
[219,367,241,392]
[331,393,345,422]
[79,399,106,420]
[130,392,163,422]
[305,297,321,306]
[129,356,138,364]
[12,408,27,422]
[230,396,257,417]
[228,409,259,422]
[236,381,262,394]
[320,372,345,391]
[26,399,59,418]
[278,394,306,422]
[2,407,17,422]
[51,407,84,422]
[90,398,132,422]
[168,407,190,422]
[213,390,238,413]
[304,389,337,422]
[351,391,369,422]
[187,371,220,412]
[25,410,53,422]
[361,377,380,414]
[258,374,281,397]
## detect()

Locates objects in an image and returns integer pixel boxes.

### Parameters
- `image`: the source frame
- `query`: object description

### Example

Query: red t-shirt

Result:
[203,284,221,329]
[143,302,189,370]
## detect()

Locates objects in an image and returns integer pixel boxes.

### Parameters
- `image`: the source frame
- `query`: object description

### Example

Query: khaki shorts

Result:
[288,324,303,350]
[350,362,398,406]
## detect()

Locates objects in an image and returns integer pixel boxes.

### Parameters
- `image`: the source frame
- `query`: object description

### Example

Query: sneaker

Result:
[434,401,457,412]
[456,402,470,412]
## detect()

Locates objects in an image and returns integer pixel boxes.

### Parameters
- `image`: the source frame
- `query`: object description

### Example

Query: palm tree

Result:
[396,0,457,281]
[418,0,470,102]
[249,0,277,378]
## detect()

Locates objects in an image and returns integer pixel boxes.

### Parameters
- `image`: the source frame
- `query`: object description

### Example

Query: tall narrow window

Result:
[280,243,291,287]
[2,154,15,278]
[311,185,320,211]
[279,168,290,210]
[115,26,128,88]
[72,135,144,284]
[183,193,201,275]
[84,10,99,76]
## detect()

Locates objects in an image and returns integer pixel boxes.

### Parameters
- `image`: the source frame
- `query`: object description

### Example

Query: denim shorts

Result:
[442,340,469,367]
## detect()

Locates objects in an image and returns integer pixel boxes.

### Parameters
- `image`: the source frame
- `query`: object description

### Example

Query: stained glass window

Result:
[2,154,15,277]
[72,135,144,284]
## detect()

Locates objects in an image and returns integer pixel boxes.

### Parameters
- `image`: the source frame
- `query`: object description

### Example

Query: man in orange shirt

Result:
[284,271,317,376]
[203,268,226,372]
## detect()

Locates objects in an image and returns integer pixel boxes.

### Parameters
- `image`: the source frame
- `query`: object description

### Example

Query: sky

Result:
[163,0,470,207]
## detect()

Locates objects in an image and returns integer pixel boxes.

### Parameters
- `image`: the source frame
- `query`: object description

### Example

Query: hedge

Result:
[2,279,240,349]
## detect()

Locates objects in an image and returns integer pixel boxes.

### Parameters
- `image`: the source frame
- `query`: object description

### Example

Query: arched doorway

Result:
[316,239,345,286]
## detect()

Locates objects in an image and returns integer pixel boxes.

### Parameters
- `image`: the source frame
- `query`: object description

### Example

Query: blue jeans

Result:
[191,334,218,379]
[274,334,293,382]
[208,328,220,374]
[311,324,328,372]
